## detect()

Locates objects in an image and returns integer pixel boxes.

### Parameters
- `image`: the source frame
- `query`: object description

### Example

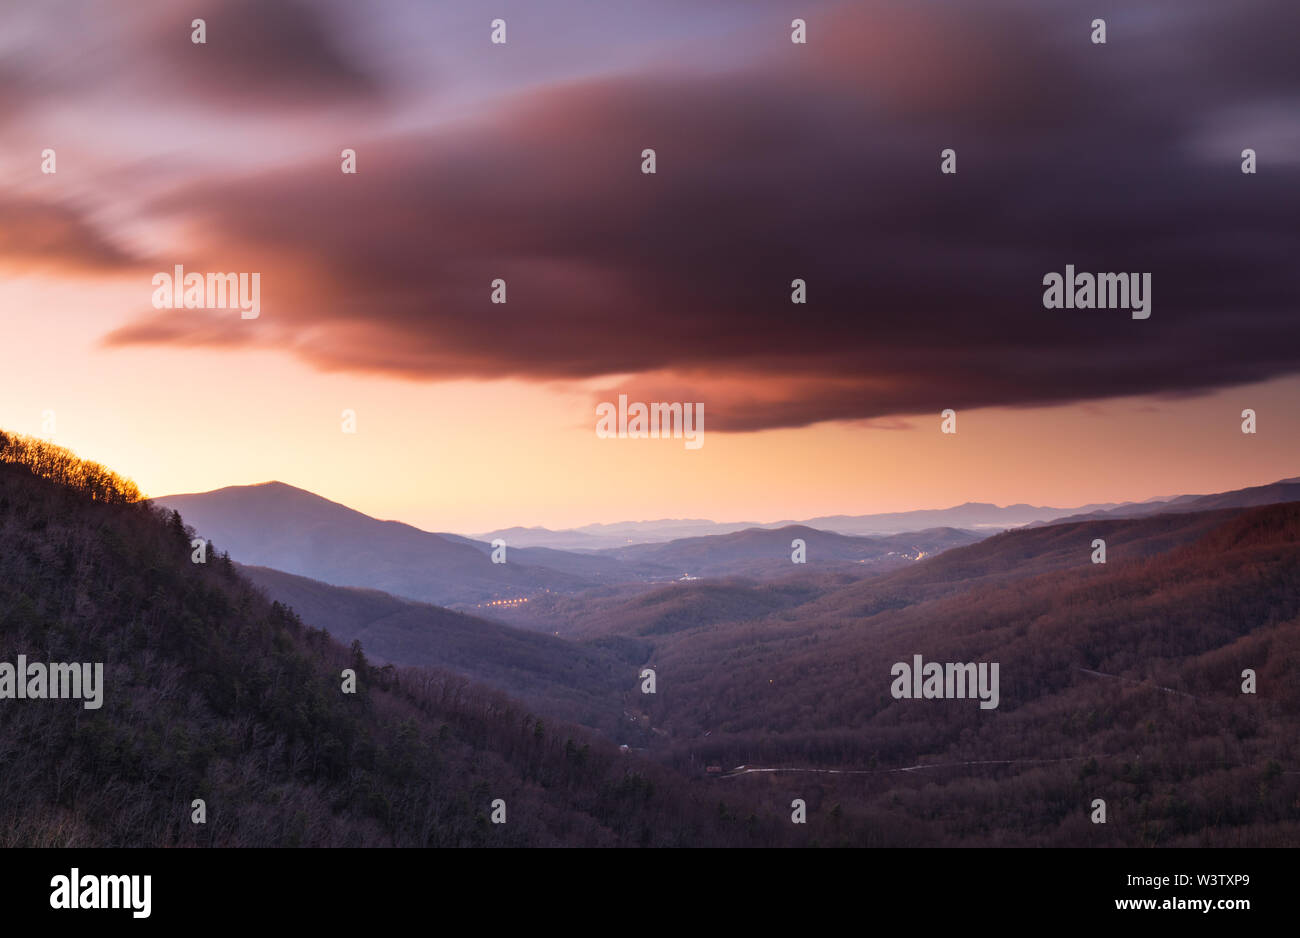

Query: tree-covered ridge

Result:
[0,430,142,504]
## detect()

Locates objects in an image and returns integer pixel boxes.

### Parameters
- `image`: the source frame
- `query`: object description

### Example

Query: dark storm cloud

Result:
[103,0,1300,430]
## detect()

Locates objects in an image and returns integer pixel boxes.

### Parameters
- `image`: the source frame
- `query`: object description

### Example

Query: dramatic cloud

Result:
[96,0,1300,430]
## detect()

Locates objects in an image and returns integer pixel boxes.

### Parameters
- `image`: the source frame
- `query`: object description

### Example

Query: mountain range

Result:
[475,500,1136,548]
[156,482,623,607]
[154,484,988,606]
[6,429,1300,846]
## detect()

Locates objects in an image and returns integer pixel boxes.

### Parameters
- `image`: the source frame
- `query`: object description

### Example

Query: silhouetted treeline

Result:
[0,430,141,504]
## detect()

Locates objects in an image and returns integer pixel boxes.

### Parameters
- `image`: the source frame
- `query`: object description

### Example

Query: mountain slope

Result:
[1030,477,1300,527]
[154,482,623,606]
[236,564,634,735]
[490,578,832,640]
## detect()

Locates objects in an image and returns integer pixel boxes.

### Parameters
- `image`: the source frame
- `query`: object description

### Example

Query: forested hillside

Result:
[627,505,1300,845]
[236,564,635,736]
[0,435,804,846]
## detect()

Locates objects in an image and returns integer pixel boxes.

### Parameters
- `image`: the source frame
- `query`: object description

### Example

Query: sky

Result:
[1,0,1297,533]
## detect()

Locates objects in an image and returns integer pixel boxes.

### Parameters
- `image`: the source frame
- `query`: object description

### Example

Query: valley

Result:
[4,430,1298,846]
